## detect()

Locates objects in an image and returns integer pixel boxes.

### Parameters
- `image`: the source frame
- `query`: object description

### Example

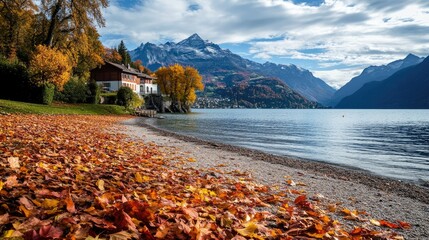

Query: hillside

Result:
[331,54,424,106]
[336,56,429,109]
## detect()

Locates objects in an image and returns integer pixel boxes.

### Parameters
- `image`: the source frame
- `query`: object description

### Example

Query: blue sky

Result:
[99,0,429,88]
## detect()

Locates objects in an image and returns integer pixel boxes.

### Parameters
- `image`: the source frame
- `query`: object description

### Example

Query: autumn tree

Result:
[34,0,108,79]
[104,47,122,64]
[39,0,108,47]
[0,0,37,59]
[155,64,204,113]
[29,45,72,90]
[68,26,105,79]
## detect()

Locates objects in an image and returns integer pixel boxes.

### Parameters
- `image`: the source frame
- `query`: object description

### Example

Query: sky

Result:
[99,0,429,89]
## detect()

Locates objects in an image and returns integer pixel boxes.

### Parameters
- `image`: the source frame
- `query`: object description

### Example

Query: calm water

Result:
[144,109,429,183]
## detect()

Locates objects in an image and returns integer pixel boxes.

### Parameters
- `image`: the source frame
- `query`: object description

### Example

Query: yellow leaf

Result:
[3,230,15,238]
[42,199,59,209]
[306,232,325,238]
[19,205,32,217]
[97,179,105,191]
[135,172,143,183]
[236,222,258,237]
[188,158,196,162]
[0,181,4,191]
[370,219,381,226]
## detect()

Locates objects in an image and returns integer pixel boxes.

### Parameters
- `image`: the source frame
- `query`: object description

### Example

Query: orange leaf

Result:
[183,207,199,219]
[65,193,76,213]
[379,220,400,229]
[398,221,411,229]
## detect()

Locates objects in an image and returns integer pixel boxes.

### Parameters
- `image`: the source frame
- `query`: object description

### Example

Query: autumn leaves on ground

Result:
[0,115,409,239]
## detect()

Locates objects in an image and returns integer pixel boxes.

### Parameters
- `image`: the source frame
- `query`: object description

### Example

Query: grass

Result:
[0,99,129,115]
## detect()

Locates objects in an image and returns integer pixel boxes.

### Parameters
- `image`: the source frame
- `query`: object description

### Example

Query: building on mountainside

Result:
[90,61,158,96]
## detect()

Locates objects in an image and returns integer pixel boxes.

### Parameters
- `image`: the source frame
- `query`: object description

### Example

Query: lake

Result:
[143,109,429,183]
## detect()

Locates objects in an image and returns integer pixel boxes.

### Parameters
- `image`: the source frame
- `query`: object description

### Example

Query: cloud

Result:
[99,0,429,87]
[313,68,363,89]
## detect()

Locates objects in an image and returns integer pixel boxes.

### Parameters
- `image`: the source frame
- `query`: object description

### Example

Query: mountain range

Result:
[337,55,429,108]
[130,33,428,109]
[130,34,334,107]
[330,54,424,106]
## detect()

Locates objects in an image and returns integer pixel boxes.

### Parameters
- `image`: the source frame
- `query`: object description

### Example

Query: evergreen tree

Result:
[117,40,131,65]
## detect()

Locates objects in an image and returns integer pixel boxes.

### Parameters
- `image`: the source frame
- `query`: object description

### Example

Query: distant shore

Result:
[121,117,429,239]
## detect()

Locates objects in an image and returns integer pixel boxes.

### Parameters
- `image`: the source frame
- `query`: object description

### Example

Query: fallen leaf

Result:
[5,175,18,187]
[135,172,143,183]
[19,196,35,210]
[97,179,105,191]
[8,157,20,169]
[42,199,59,209]
[398,221,411,229]
[0,213,9,225]
[370,219,380,226]
[65,192,76,213]
[183,207,199,219]
[109,231,133,240]
[379,220,400,229]
[236,222,260,238]
[39,225,63,238]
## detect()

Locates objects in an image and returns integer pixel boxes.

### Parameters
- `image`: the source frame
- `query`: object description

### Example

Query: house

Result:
[140,74,158,95]
[90,61,158,96]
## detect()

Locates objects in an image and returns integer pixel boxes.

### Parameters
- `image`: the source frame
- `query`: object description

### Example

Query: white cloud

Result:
[99,0,429,87]
[313,68,362,89]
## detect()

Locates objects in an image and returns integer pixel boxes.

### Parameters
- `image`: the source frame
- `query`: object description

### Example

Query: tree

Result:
[69,26,105,79]
[40,0,108,48]
[35,0,108,79]
[182,66,204,111]
[0,0,37,59]
[117,40,131,65]
[104,47,122,64]
[29,45,72,90]
[155,64,204,113]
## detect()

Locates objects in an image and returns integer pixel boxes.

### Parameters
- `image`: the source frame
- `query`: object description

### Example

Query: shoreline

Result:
[120,117,429,239]
[124,118,429,205]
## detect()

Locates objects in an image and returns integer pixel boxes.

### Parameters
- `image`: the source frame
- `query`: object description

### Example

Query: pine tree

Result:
[117,40,131,65]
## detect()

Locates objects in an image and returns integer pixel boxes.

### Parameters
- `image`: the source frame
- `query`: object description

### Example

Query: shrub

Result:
[101,92,117,104]
[0,57,32,101]
[54,77,88,103]
[116,86,134,107]
[40,84,55,105]
[130,92,144,109]
[87,81,101,104]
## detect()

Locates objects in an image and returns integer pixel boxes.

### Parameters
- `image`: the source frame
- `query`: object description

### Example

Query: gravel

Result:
[120,118,429,239]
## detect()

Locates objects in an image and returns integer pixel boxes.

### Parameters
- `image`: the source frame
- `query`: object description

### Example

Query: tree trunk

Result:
[44,0,63,47]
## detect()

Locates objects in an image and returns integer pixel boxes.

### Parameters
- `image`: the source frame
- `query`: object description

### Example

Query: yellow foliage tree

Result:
[155,64,204,113]
[29,45,72,90]
[0,0,37,59]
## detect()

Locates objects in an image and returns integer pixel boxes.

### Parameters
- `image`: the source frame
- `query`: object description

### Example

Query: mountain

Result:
[254,62,335,105]
[336,56,429,109]
[130,33,334,106]
[330,54,424,106]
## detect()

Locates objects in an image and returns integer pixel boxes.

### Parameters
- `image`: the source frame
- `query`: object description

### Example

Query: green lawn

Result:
[0,99,129,115]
